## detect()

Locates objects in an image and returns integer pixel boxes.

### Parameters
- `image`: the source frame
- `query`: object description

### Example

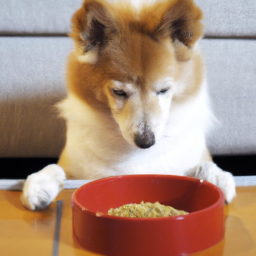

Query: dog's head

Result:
[68,0,204,149]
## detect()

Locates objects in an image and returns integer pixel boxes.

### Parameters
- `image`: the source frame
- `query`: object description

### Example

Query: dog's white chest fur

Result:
[60,80,212,180]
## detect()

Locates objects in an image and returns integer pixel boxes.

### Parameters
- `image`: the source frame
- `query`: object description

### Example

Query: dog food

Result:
[108,201,188,218]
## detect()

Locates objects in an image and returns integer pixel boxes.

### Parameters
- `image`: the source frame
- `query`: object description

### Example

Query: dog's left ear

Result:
[156,0,204,61]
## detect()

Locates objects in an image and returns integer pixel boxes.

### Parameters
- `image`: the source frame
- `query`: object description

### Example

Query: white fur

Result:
[58,76,235,203]
[20,165,66,210]
[111,0,164,10]
[186,162,236,203]
[21,76,236,210]
[76,49,98,64]
[60,82,211,179]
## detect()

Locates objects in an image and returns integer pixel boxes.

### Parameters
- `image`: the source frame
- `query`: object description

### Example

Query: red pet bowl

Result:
[72,175,225,256]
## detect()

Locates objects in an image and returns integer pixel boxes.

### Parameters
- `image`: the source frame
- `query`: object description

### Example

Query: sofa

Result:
[0,0,255,179]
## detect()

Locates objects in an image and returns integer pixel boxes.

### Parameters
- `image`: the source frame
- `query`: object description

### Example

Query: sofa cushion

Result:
[201,39,256,155]
[0,37,255,156]
[0,37,71,157]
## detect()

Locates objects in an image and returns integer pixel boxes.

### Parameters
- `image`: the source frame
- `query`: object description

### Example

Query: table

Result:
[1,186,256,256]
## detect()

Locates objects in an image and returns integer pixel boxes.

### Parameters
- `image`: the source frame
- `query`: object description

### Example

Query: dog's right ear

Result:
[70,0,117,64]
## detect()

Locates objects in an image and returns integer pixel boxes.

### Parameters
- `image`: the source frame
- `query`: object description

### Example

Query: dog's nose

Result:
[134,131,155,149]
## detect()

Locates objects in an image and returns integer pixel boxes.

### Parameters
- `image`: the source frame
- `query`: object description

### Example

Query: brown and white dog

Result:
[21,0,236,210]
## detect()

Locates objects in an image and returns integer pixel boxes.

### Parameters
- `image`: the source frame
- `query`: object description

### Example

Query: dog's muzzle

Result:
[134,130,155,149]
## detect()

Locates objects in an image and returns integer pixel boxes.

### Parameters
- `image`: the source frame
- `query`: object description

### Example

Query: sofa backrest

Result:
[0,0,255,157]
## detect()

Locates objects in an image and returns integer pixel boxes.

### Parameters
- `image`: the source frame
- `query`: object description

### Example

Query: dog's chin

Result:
[135,143,155,149]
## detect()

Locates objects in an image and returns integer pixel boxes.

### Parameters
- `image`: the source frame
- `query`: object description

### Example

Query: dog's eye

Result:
[157,88,170,95]
[112,89,127,98]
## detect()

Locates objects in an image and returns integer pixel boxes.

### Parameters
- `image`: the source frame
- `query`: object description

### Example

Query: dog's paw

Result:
[20,164,66,210]
[187,162,236,203]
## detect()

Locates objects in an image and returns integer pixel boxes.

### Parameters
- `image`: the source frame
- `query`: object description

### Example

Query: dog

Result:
[21,0,236,210]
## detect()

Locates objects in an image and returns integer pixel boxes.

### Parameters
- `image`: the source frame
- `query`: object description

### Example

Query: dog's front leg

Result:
[20,164,66,210]
[186,162,236,203]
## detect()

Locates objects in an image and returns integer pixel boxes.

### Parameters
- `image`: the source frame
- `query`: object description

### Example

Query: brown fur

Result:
[67,0,204,113]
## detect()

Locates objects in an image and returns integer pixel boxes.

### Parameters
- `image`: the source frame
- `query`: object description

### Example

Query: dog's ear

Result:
[156,0,203,61]
[70,0,117,63]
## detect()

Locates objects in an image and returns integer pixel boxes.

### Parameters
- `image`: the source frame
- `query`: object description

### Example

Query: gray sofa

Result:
[0,1,255,164]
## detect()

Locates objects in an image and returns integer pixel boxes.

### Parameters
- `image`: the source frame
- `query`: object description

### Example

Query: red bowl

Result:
[72,175,225,256]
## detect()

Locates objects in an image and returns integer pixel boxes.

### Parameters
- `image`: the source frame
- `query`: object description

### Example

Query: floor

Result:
[0,187,256,256]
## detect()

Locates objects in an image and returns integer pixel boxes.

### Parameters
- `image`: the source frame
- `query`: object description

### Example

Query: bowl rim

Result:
[72,174,224,221]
